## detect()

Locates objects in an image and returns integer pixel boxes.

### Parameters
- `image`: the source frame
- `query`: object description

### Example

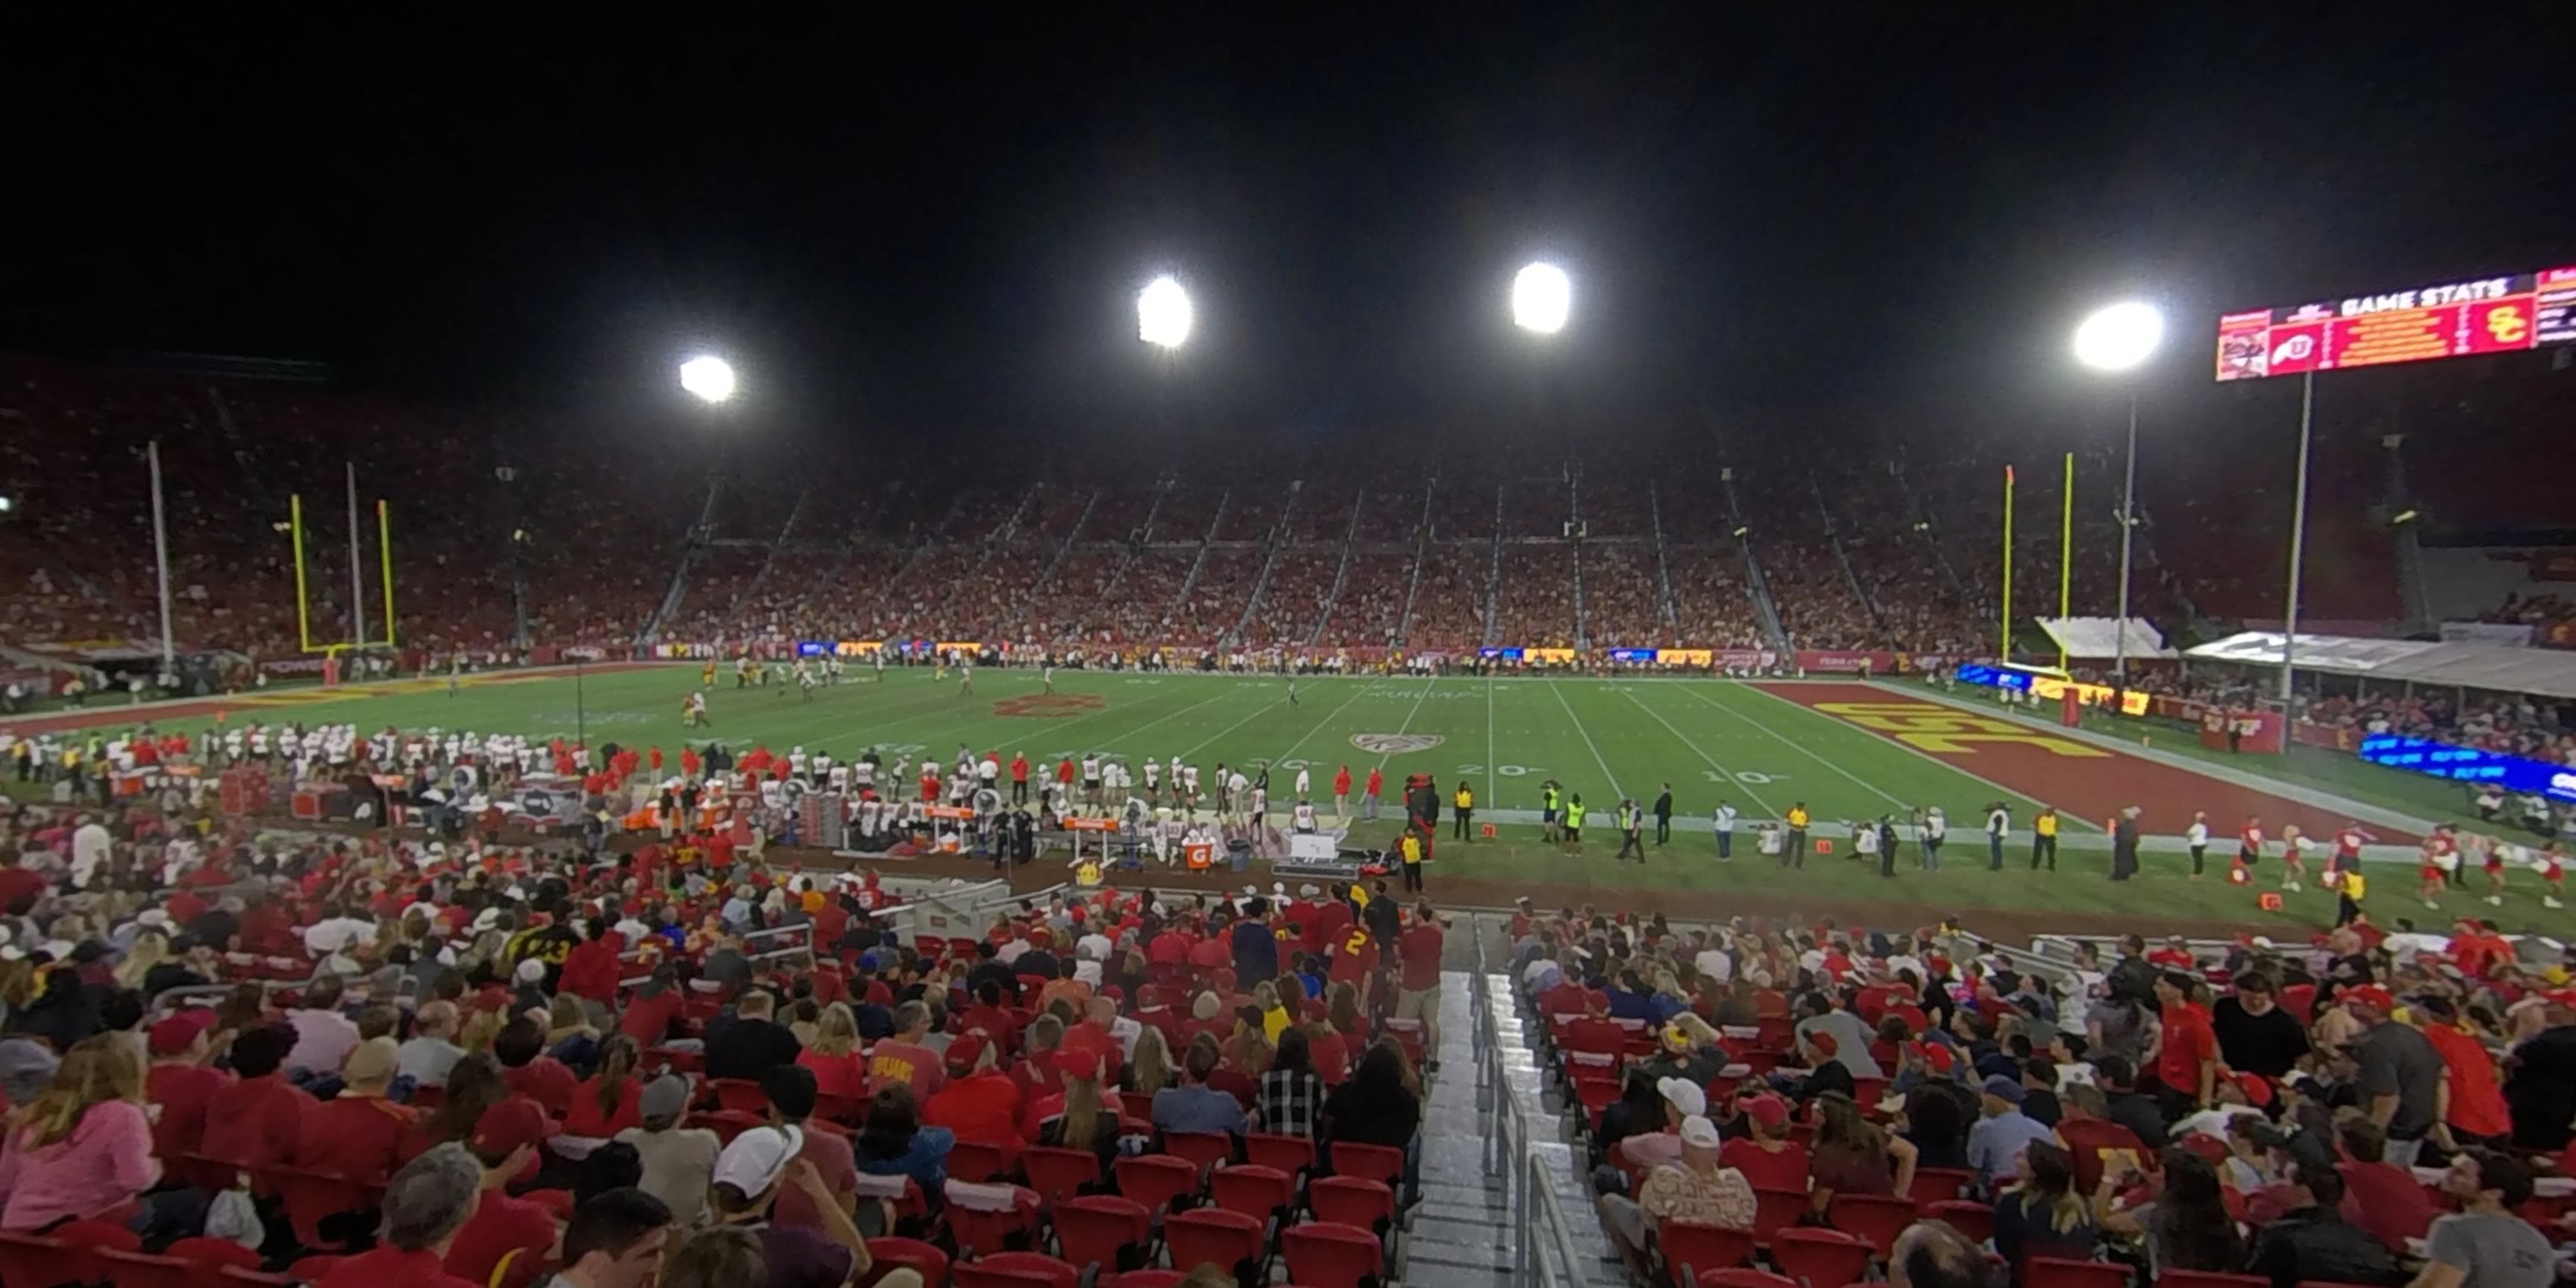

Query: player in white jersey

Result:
[684,691,708,727]
[1286,679,1297,707]
[853,757,875,791]
[1080,756,1102,806]
[812,749,833,783]
[828,762,850,791]
[1143,758,1161,803]
[1295,765,1311,802]
[958,659,974,694]
[1043,665,1055,695]
[873,651,886,680]
[789,747,809,779]
[797,663,818,701]
[827,656,844,685]
[978,754,1000,792]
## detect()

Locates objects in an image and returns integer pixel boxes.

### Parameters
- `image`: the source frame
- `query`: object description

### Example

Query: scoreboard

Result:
[2215,265,2576,380]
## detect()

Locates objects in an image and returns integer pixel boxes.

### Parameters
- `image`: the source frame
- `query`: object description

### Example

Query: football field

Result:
[81,663,2545,935]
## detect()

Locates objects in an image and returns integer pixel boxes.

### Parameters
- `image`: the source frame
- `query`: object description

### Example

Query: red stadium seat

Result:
[1246,1132,1319,1176]
[1210,1163,1298,1224]
[1113,1154,1201,1215]
[708,1078,769,1113]
[1749,1186,1808,1249]
[217,1270,299,1288]
[953,1252,1080,1288]
[1771,1228,1874,1288]
[0,1232,91,1288]
[1161,1130,1234,1173]
[97,1248,211,1288]
[1907,1166,1976,1205]
[2024,1258,2136,1288]
[1052,1195,1153,1274]
[1022,1146,1105,1205]
[1657,1220,1756,1282]
[1924,1199,1995,1244]
[866,1237,952,1288]
[2157,1274,2267,1288]
[948,1139,1019,1184]
[1281,1221,1384,1288]
[1168,1208,1270,1282]
[1307,1176,1396,1235]
[945,1184,1043,1258]
[1697,1270,1798,1288]
[1102,1273,1185,1288]
[1327,1141,1402,1188]
[1826,1192,1919,1256]
[163,1239,264,1274]
[259,1166,381,1253]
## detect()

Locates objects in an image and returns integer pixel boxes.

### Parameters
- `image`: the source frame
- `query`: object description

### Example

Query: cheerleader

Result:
[2481,833,2510,907]
[2419,827,2457,908]
[2544,841,2566,909]
[2279,824,2307,893]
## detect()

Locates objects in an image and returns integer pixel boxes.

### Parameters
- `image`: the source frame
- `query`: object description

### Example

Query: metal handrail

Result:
[1476,913,1592,1288]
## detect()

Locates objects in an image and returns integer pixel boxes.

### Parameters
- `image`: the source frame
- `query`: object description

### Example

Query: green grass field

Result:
[122,664,2562,934]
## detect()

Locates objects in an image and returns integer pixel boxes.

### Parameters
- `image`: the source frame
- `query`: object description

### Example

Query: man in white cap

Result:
[1600,1113,1755,1277]
[705,1124,899,1287]
[1618,1075,1708,1171]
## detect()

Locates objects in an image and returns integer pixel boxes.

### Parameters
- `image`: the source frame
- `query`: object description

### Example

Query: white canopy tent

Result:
[2186,630,2576,701]
[2036,616,2179,660]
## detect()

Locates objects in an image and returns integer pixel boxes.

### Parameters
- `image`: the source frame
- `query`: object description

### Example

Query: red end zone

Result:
[1757,683,2421,844]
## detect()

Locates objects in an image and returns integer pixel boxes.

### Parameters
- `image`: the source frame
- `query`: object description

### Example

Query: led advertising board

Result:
[2357,735,2576,802]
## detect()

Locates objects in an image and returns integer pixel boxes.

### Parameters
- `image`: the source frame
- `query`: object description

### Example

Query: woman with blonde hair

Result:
[1035,1049,1122,1172]
[795,1002,868,1099]
[0,1035,159,1229]
[458,1006,506,1055]
[113,930,169,992]
[1124,1024,1175,1094]
[1252,981,1291,1043]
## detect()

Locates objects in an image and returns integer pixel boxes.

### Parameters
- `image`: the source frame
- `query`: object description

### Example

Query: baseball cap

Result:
[640,1075,691,1120]
[947,1033,989,1074]
[469,1098,555,1156]
[1979,1074,2026,1104]
[712,1124,806,1198]
[1679,1114,1721,1149]
[1744,1093,1789,1131]
[2342,985,2396,1013]
[1656,1077,1707,1117]
[1054,1047,1103,1081]
[1910,1041,1959,1076]
[1805,1031,1840,1058]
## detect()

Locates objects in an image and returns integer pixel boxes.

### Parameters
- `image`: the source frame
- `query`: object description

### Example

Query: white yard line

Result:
[1173,687,1302,763]
[1485,676,1497,806]
[1548,679,1624,799]
[1616,685,1783,819]
[1673,683,1924,820]
[1268,683,1375,768]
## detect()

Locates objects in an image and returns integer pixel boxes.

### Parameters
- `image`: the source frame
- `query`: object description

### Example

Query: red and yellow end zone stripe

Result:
[1808,700,2111,758]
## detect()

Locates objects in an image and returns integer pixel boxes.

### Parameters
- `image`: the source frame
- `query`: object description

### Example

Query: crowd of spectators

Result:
[1403,548,1492,653]
[1161,552,1264,648]
[1521,904,2576,1288]
[0,759,1446,1287]
[1581,544,1672,647]
[1239,551,1341,650]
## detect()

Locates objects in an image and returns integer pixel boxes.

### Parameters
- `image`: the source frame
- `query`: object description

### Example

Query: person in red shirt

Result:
[1147,923,1196,967]
[1310,897,1354,960]
[2330,1113,2439,1254]
[145,1013,227,1161]
[1057,758,1076,792]
[200,1023,312,1170]
[1720,1092,1811,1191]
[314,1145,488,1288]
[564,1038,645,1139]
[2414,996,2512,1146]
[493,1019,577,1119]
[295,1038,418,1183]
[558,923,625,1004]
[2153,970,2218,1116]
[925,1034,1023,1146]
[1363,768,1384,819]
[1395,907,1446,1058]
[868,1002,949,1102]
[619,968,687,1047]
[1010,752,1031,806]
[2145,935,2196,971]
[1327,924,1379,986]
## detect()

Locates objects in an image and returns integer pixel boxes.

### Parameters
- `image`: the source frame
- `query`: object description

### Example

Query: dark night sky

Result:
[6,6,2574,447]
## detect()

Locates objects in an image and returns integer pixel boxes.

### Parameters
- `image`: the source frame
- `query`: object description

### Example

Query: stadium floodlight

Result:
[2072,301,2163,372]
[1137,275,1193,349]
[2070,299,2164,689]
[0,496,12,514]
[679,354,737,404]
[1512,262,1572,335]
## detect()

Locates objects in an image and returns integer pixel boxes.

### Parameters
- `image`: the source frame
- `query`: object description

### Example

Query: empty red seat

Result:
[1162,1130,1234,1172]
[1698,1270,1798,1288]
[1246,1132,1319,1175]
[2024,1258,2136,1288]
[1749,1186,1807,1249]
[0,1233,91,1288]
[945,1183,1043,1258]
[1308,1176,1396,1234]
[949,1140,1019,1184]
[1772,1227,1874,1288]
[1209,1163,1297,1224]
[1113,1154,1201,1215]
[217,1269,298,1288]
[866,1237,951,1288]
[708,1078,769,1113]
[1021,1146,1105,1205]
[2157,1274,2266,1288]
[1327,1141,1402,1188]
[1052,1195,1152,1274]
[953,1252,1080,1288]
[1826,1192,1919,1257]
[1282,1221,1384,1288]
[1658,1219,1755,1282]
[1166,1208,1269,1283]
[1924,1199,1994,1244]
[1908,1166,1975,1204]
[163,1239,264,1274]
[1101,1273,1184,1288]
[258,1166,382,1254]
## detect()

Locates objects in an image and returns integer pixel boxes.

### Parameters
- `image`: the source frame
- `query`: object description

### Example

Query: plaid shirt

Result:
[1257,1069,1326,1139]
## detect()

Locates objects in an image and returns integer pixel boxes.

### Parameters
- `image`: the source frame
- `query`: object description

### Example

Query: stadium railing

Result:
[1475,922,1594,1288]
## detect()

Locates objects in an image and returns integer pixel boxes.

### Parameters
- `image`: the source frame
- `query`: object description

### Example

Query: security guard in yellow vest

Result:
[1453,782,1475,841]
[1785,802,1811,869]
[2032,806,2060,871]
[1563,795,1588,853]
